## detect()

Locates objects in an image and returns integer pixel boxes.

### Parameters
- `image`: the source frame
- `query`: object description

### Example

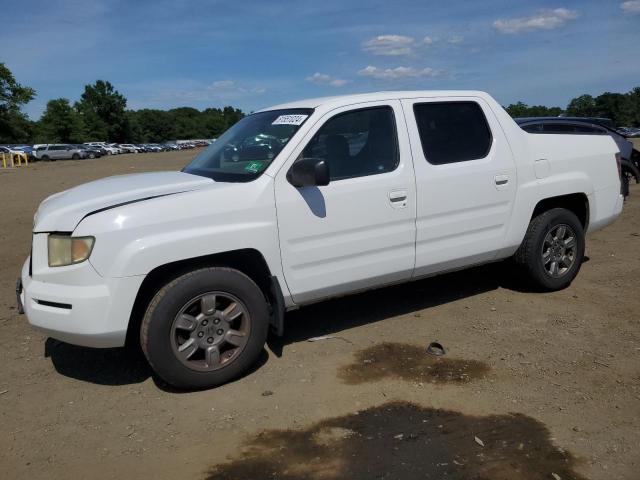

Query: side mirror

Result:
[287,158,330,188]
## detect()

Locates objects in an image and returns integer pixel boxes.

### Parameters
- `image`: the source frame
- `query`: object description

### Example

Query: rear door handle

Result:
[389,190,407,208]
[494,175,510,189]
[494,175,509,185]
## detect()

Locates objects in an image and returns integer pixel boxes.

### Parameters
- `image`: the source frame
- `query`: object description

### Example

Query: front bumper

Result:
[19,257,144,348]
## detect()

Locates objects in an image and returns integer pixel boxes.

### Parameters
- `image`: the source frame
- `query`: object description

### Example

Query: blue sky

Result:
[1,0,639,119]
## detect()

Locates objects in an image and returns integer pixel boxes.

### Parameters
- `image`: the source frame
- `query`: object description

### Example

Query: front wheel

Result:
[141,268,269,389]
[514,208,585,291]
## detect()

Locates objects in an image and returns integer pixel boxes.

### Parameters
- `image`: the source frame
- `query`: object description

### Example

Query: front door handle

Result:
[389,190,408,208]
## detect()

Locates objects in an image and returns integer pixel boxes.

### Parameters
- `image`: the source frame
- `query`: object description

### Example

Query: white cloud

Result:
[211,80,235,89]
[357,65,442,80]
[362,34,463,55]
[493,8,579,34]
[362,35,415,56]
[621,1,640,14]
[306,72,350,87]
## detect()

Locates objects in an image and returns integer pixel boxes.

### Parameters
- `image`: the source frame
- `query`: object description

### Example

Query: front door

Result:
[275,101,417,304]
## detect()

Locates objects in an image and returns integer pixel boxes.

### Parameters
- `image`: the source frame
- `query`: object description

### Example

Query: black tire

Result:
[621,172,630,197]
[72,153,80,160]
[141,268,269,389]
[89,153,95,159]
[41,155,50,161]
[514,208,585,291]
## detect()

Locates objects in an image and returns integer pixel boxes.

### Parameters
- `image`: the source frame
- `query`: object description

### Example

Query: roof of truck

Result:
[259,90,491,111]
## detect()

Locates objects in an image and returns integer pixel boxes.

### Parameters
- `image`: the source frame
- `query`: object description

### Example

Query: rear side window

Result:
[413,102,492,165]
[521,123,543,133]
[299,106,399,181]
[571,125,605,134]
[542,123,575,134]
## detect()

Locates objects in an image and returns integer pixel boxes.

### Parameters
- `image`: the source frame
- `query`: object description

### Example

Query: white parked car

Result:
[105,143,123,154]
[118,144,140,154]
[85,142,115,155]
[18,91,623,389]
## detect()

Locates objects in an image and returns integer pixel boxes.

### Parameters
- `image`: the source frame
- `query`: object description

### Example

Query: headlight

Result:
[48,235,95,267]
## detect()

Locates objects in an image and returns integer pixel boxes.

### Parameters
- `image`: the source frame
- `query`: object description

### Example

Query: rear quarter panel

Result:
[490,108,620,252]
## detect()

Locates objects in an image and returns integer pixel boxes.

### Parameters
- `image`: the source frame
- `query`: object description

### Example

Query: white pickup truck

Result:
[18,91,623,389]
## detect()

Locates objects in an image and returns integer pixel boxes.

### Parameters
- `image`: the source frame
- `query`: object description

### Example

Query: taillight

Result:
[615,152,622,178]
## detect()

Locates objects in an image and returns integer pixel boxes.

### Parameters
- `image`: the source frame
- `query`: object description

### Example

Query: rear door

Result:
[275,101,417,304]
[401,97,517,276]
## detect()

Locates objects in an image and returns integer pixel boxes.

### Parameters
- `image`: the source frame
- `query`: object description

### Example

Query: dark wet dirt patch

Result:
[338,342,490,385]
[206,402,586,480]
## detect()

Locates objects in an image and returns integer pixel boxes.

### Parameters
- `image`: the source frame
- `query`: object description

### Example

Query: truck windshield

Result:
[183,108,313,182]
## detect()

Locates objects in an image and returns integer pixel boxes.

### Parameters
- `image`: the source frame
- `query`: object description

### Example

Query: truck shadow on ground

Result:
[268,260,548,356]
[206,401,586,480]
[43,259,577,388]
[44,338,269,389]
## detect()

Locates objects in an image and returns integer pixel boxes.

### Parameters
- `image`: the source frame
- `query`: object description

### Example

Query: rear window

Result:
[413,101,492,165]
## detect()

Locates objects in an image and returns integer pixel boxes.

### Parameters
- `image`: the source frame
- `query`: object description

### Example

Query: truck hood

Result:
[33,171,212,232]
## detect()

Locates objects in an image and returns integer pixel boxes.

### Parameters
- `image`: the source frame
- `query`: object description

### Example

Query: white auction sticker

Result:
[272,114,308,126]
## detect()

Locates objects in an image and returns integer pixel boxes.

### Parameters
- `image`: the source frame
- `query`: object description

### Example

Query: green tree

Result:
[127,109,175,142]
[76,80,129,142]
[35,98,86,143]
[505,102,563,118]
[626,87,640,127]
[565,94,598,117]
[594,92,630,125]
[0,62,35,143]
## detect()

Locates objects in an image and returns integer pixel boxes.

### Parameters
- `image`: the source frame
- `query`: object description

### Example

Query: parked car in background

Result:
[13,145,37,162]
[102,145,120,155]
[117,144,141,154]
[73,145,103,159]
[145,144,163,152]
[515,117,639,196]
[617,127,640,138]
[0,146,25,162]
[34,144,90,161]
[106,144,123,154]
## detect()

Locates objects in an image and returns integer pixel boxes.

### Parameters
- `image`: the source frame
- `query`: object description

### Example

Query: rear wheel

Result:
[514,208,585,291]
[141,268,269,389]
[72,153,80,160]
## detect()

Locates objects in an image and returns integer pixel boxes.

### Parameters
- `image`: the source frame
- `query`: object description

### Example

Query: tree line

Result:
[504,88,640,125]
[2,62,640,145]
[0,63,243,144]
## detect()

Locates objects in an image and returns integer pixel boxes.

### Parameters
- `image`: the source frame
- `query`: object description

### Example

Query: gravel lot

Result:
[1,151,639,479]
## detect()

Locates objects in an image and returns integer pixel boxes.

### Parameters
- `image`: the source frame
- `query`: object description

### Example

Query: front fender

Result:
[74,177,286,288]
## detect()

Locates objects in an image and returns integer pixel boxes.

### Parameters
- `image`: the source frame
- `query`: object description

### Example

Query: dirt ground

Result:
[1,151,639,479]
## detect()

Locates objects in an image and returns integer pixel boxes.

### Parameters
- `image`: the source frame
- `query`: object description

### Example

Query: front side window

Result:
[414,101,492,165]
[298,106,399,181]
[184,108,313,182]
